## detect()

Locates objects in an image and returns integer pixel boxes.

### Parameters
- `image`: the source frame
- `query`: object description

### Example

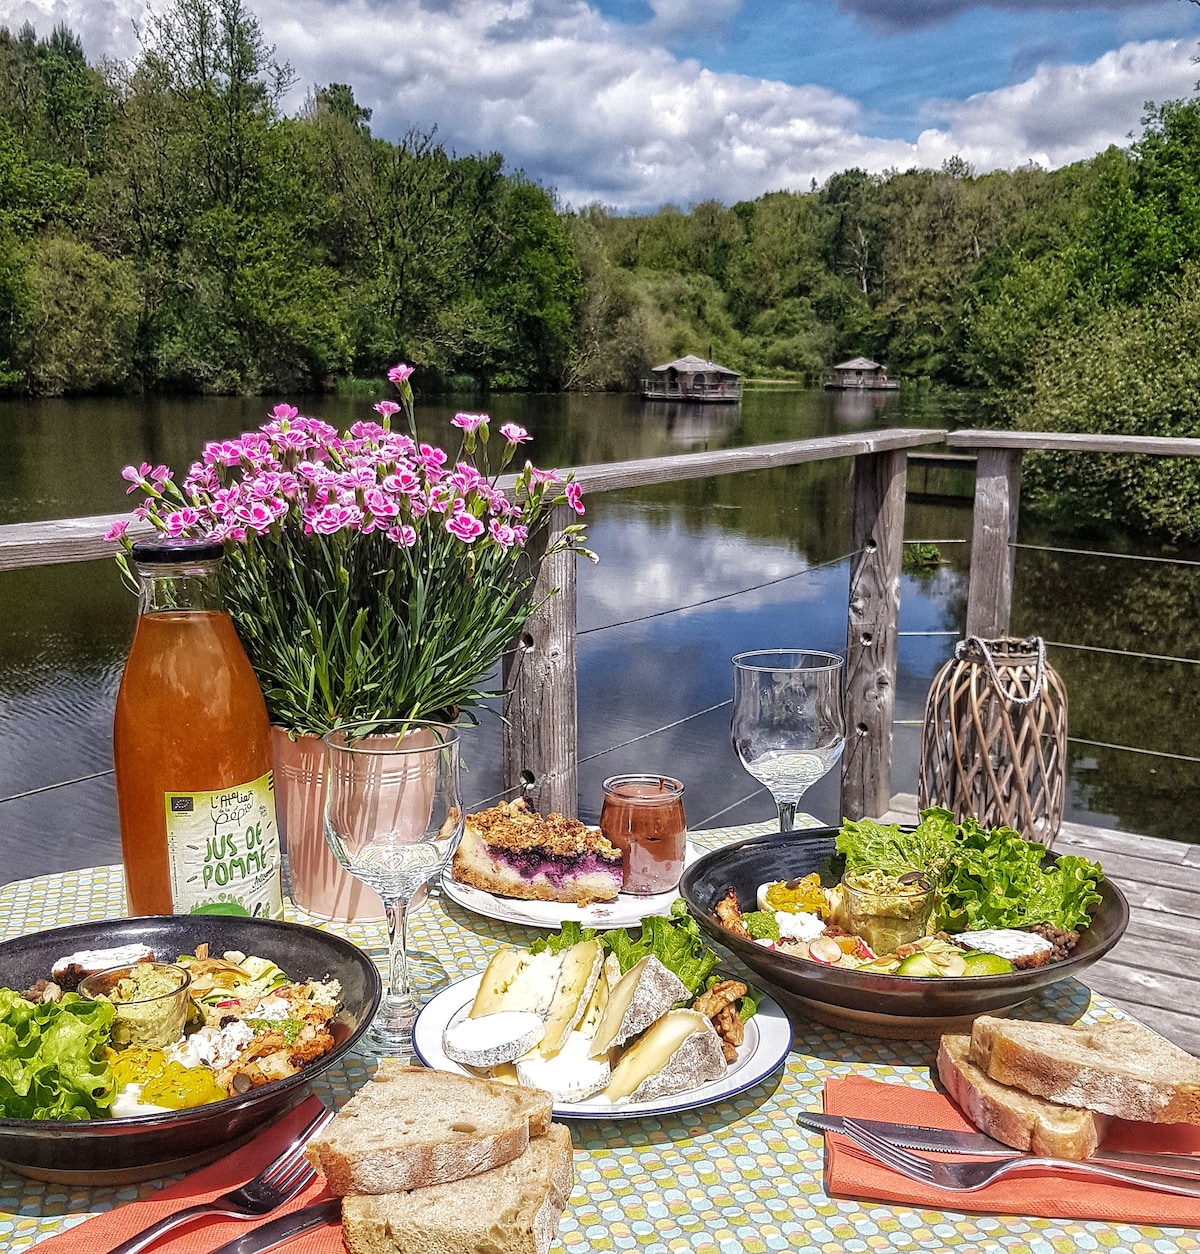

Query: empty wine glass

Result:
[731,650,847,831]
[323,719,464,1054]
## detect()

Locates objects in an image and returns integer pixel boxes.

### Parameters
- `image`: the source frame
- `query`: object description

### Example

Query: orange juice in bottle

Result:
[113,537,282,917]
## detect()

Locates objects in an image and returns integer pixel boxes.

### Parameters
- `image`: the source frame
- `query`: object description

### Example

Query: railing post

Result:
[965,448,1023,638]
[502,503,579,816]
[843,449,908,820]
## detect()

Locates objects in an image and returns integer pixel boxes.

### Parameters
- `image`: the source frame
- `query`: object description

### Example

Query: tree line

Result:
[4,1,1200,539]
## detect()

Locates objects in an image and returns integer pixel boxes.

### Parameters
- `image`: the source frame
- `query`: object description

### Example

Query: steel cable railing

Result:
[5,537,1199,809]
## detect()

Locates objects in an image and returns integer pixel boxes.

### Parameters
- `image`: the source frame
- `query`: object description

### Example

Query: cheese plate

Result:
[440,841,702,930]
[411,971,793,1119]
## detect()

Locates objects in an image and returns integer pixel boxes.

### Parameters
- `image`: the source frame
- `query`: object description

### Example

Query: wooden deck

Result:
[885,795,1200,1053]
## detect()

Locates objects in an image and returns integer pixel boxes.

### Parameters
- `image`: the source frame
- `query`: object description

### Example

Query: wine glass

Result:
[323,719,464,1054]
[731,650,847,832]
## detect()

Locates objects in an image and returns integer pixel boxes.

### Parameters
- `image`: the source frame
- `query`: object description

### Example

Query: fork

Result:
[106,1104,335,1254]
[841,1118,1200,1199]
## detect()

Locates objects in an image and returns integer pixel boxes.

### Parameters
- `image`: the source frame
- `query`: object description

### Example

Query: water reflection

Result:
[0,385,1194,884]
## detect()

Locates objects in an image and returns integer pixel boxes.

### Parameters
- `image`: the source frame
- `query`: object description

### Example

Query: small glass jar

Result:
[841,866,935,955]
[600,775,686,896]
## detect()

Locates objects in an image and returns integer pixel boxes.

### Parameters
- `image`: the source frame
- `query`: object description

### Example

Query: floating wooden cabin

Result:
[824,356,899,391]
[640,354,742,403]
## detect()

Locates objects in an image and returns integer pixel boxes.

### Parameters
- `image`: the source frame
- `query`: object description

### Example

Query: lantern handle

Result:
[958,636,1046,706]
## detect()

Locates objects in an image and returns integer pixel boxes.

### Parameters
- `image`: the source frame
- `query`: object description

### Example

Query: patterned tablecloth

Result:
[1,822,1197,1254]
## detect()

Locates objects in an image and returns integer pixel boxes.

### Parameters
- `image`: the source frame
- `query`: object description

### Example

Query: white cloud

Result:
[6,1,1198,211]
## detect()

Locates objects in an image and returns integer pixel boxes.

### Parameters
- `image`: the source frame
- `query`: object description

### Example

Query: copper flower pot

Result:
[271,727,387,920]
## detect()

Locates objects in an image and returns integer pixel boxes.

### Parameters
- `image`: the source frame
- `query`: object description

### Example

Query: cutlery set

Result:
[105,1106,336,1254]
[797,1111,1200,1196]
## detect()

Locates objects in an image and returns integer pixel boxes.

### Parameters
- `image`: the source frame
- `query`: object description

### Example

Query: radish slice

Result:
[808,936,843,965]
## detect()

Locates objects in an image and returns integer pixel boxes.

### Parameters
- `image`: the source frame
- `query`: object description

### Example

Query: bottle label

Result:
[163,772,283,918]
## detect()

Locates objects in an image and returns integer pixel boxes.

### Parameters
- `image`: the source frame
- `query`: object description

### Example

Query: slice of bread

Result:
[341,1122,575,1254]
[969,1015,1200,1124]
[305,1062,554,1195]
[938,1033,1111,1159]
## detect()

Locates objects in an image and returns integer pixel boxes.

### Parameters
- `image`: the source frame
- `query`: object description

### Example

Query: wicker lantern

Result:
[918,637,1067,845]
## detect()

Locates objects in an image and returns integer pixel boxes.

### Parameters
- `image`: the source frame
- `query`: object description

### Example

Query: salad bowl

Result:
[679,828,1129,1039]
[0,914,381,1183]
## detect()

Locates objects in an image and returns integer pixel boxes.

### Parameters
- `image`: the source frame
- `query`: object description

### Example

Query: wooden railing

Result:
[4,426,1200,823]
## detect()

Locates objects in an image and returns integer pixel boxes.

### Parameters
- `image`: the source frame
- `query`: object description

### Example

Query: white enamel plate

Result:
[411,972,793,1119]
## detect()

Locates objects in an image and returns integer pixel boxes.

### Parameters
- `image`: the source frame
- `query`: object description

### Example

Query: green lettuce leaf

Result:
[528,920,597,956]
[932,820,1103,933]
[600,900,719,996]
[0,989,116,1120]
[836,808,959,879]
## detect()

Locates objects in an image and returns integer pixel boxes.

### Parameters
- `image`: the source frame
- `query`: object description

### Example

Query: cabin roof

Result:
[834,356,882,371]
[651,354,740,377]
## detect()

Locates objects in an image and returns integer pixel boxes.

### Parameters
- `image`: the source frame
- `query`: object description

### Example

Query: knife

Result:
[796,1112,1200,1176]
[206,1200,342,1254]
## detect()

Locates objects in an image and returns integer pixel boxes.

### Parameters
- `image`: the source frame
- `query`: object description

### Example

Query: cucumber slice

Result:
[960,950,1014,976]
[895,952,943,978]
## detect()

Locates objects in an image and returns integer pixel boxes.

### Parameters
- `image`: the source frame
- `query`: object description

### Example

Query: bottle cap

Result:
[130,536,224,564]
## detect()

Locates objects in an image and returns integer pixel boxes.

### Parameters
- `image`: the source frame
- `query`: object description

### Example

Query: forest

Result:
[3,1,1200,539]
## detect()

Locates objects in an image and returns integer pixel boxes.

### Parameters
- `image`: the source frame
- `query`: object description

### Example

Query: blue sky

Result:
[11,0,1200,211]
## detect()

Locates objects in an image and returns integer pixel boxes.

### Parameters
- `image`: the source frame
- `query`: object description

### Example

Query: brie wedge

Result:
[443,1010,545,1067]
[588,955,689,1059]
[516,1029,611,1100]
[470,946,563,1019]
[538,939,603,1055]
[603,1009,727,1103]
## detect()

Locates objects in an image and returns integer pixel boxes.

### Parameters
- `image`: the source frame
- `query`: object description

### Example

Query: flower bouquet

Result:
[109,365,589,736]
[109,365,590,919]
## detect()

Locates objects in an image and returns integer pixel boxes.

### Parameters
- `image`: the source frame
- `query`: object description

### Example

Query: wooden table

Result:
[2,823,1198,1253]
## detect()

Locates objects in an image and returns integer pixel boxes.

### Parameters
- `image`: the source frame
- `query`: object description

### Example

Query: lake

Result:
[1,385,1197,885]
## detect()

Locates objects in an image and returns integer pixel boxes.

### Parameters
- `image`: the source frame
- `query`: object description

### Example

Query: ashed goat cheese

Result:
[955,929,1054,960]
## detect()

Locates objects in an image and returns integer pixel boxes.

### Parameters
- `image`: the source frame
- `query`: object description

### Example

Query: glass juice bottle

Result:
[113,537,283,917]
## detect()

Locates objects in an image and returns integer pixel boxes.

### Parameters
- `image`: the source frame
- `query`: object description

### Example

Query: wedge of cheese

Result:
[537,939,604,1056]
[603,1009,727,1103]
[587,955,689,1059]
[443,1010,545,1067]
[517,1029,611,1101]
[470,945,563,1020]
[577,965,609,1039]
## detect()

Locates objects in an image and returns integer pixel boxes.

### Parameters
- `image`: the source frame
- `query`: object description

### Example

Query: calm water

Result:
[1,386,1196,885]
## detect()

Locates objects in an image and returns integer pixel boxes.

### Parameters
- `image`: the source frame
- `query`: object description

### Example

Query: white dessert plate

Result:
[411,971,793,1120]
[440,841,701,930]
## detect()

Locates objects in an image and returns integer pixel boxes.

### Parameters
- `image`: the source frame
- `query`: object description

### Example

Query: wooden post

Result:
[502,504,579,816]
[965,448,1023,638]
[843,449,908,820]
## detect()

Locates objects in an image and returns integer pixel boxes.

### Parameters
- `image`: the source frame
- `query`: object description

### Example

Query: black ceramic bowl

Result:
[680,828,1129,1039]
[0,914,381,1183]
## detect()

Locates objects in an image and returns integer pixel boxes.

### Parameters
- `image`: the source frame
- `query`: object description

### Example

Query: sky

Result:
[7,0,1200,212]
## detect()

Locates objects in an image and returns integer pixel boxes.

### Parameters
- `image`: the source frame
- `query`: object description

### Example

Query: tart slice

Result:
[451,799,623,905]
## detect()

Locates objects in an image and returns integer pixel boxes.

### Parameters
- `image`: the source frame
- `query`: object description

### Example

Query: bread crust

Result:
[969,1015,1200,1125]
[938,1033,1110,1159]
[305,1062,553,1196]
[340,1123,574,1254]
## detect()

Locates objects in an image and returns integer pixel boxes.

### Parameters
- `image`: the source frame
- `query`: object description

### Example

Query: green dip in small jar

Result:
[79,961,192,1050]
[841,866,935,956]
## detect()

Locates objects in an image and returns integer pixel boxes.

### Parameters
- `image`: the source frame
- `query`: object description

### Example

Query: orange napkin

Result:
[35,1096,343,1254]
[822,1075,1200,1225]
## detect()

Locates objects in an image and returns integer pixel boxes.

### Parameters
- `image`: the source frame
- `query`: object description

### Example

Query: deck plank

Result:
[883,794,1200,1052]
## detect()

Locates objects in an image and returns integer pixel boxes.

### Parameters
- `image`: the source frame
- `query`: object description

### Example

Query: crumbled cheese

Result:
[168,1019,255,1070]
[774,910,825,943]
[252,996,292,1021]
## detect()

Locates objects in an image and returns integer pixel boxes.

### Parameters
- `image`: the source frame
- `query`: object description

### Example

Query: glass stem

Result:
[777,800,797,832]
[382,895,412,1011]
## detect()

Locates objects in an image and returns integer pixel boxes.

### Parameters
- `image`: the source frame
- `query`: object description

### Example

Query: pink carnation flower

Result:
[451,412,488,434]
[122,463,152,494]
[499,422,531,444]
[446,512,485,542]
[489,519,516,548]
[104,520,129,541]
[566,482,585,516]
[270,404,299,422]
[164,507,201,537]
[307,503,364,535]
[374,401,401,419]
[387,523,418,548]
[387,363,415,384]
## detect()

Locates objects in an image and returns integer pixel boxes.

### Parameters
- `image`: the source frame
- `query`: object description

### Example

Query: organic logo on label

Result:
[170,796,194,813]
